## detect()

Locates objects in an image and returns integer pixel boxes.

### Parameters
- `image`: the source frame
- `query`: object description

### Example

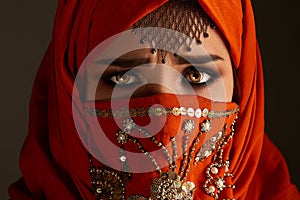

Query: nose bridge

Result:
[142,63,178,95]
[145,83,172,95]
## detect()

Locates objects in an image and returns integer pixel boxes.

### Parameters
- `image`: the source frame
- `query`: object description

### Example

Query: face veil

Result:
[83,93,239,199]
[8,0,299,200]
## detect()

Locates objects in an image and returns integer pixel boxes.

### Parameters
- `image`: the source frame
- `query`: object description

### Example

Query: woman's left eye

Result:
[184,67,212,85]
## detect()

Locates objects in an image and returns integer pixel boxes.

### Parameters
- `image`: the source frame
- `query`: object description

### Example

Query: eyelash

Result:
[104,66,218,88]
[182,66,218,87]
[103,69,143,87]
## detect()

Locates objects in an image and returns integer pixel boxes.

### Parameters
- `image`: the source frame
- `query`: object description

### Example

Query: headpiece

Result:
[132,0,216,63]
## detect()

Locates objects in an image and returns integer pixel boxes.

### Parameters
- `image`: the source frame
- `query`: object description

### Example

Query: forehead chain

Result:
[132,0,216,63]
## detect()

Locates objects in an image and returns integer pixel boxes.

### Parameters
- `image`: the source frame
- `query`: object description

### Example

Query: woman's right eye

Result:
[109,71,141,86]
[112,74,131,84]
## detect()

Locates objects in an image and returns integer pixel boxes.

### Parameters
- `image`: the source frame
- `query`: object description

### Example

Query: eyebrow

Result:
[176,54,224,65]
[96,54,223,68]
[96,57,151,68]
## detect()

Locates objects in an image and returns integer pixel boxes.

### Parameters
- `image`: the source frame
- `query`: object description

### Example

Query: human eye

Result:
[183,66,218,87]
[108,70,142,87]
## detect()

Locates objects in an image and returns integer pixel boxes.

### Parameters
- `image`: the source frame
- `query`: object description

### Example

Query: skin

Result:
[85,27,234,102]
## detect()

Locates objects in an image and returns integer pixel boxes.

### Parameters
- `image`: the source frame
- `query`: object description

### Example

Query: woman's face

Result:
[86,28,234,102]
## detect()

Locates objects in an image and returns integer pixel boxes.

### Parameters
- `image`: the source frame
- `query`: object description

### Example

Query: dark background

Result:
[0,0,299,198]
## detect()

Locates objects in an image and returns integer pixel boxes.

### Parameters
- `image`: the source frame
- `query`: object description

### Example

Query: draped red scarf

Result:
[9,0,299,199]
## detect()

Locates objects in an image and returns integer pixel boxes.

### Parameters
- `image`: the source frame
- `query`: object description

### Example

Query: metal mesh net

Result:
[132,0,216,62]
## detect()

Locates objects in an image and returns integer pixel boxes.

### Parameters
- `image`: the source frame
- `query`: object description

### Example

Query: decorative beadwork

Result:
[115,118,201,199]
[116,130,128,144]
[170,137,178,171]
[194,131,223,165]
[182,119,195,134]
[120,147,131,173]
[128,171,195,200]
[132,0,216,63]
[116,118,173,173]
[150,171,195,200]
[88,156,132,200]
[202,118,237,199]
[85,106,240,119]
[180,107,187,116]
[178,120,195,178]
[200,119,212,133]
[138,127,173,167]
[128,195,148,200]
[89,105,239,200]
[187,107,195,117]
[179,131,203,181]
[123,118,136,133]
[128,136,162,172]
[202,108,209,117]
[203,161,235,199]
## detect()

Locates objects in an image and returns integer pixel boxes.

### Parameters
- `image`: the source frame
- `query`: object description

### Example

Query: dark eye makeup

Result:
[182,65,219,88]
[100,64,220,90]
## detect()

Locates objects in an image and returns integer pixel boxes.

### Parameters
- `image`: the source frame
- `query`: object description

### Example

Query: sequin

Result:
[123,118,136,133]
[195,108,202,118]
[154,107,163,116]
[202,108,209,117]
[187,107,195,117]
[180,107,187,115]
[116,130,128,144]
[149,170,195,200]
[96,188,102,194]
[89,163,131,200]
[194,130,223,163]
[88,106,239,119]
[172,107,180,116]
[182,181,196,193]
[120,156,126,162]
[201,120,212,132]
[182,120,195,133]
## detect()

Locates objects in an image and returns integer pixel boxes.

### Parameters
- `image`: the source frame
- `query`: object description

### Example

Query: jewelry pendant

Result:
[128,170,196,200]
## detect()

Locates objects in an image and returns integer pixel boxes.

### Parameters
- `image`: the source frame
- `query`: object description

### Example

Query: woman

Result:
[8,0,299,199]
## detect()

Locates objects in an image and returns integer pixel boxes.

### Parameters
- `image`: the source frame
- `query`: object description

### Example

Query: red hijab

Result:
[9,0,299,199]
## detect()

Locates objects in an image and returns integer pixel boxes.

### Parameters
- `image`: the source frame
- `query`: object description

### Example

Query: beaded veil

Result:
[132,0,216,63]
[85,93,239,199]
